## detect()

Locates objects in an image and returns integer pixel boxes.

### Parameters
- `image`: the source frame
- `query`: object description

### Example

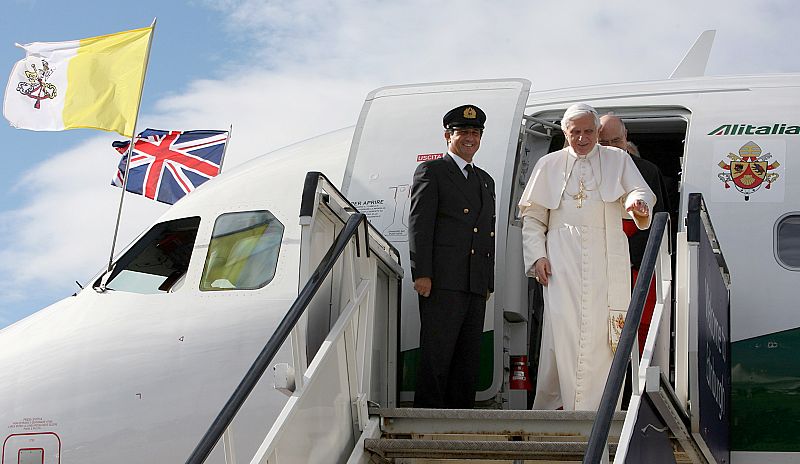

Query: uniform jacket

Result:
[409,154,496,295]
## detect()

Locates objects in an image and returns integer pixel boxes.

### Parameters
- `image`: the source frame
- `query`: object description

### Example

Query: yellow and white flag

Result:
[3,26,152,137]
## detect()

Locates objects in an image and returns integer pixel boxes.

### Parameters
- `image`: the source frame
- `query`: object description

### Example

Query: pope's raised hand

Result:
[627,199,649,218]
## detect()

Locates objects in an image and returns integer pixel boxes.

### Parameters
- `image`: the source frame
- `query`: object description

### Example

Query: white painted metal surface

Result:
[250,175,401,463]
[670,30,716,79]
[342,79,532,404]
[0,129,354,463]
[2,48,799,462]
[614,221,675,463]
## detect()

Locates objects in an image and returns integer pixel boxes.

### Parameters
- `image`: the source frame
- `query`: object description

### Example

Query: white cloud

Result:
[0,71,373,326]
[147,73,370,165]
[203,0,800,85]
[0,137,169,323]
[2,0,800,326]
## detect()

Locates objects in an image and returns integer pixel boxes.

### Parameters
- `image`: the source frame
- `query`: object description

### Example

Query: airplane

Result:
[1,30,798,464]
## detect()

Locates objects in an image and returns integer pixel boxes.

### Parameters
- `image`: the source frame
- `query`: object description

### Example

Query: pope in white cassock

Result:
[518,103,655,411]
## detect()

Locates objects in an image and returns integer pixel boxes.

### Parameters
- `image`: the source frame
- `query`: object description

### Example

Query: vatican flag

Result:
[3,26,152,137]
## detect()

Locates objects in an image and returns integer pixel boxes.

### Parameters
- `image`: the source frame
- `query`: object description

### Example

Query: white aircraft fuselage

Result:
[1,70,799,464]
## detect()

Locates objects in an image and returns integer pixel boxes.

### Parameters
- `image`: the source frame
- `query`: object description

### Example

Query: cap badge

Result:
[463,107,477,119]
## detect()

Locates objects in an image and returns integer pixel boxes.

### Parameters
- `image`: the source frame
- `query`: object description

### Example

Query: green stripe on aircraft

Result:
[400,331,494,393]
[731,327,800,451]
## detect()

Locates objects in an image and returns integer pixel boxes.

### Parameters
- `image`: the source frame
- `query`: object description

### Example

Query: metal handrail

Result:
[186,213,367,464]
[583,212,670,463]
[186,169,404,463]
[686,193,729,280]
[302,171,402,272]
[185,212,367,464]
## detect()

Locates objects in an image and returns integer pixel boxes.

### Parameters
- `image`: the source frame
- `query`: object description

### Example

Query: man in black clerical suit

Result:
[599,115,669,267]
[409,104,496,409]
[599,114,670,349]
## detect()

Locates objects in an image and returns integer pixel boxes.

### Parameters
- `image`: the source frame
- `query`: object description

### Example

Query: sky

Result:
[1,0,799,328]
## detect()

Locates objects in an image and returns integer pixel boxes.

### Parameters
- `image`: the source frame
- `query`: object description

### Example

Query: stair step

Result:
[372,407,616,420]
[364,438,617,461]
[372,408,626,438]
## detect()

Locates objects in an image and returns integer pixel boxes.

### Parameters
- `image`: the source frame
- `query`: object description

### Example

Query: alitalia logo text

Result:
[708,123,800,136]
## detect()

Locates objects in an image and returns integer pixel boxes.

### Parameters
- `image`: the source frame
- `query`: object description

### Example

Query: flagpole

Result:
[104,18,158,279]
[218,124,232,174]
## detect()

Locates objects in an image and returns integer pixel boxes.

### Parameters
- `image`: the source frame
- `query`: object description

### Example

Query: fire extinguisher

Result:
[509,355,532,390]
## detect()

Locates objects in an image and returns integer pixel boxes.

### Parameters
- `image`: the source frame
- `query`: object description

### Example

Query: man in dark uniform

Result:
[409,104,496,409]
[599,114,670,350]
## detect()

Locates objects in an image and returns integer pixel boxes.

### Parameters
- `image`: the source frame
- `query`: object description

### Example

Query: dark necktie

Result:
[465,164,482,205]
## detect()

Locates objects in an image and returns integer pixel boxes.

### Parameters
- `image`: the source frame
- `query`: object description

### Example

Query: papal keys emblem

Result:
[16,59,57,109]
[717,141,780,201]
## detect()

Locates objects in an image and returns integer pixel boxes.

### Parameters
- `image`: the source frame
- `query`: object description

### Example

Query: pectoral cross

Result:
[573,178,588,208]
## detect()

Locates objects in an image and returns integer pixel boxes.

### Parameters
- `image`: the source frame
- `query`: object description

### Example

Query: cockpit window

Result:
[102,217,201,294]
[776,214,800,270]
[200,211,284,291]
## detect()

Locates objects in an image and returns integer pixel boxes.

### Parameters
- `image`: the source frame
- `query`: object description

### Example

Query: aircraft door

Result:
[2,432,60,464]
[506,117,557,316]
[299,202,340,364]
[342,79,531,403]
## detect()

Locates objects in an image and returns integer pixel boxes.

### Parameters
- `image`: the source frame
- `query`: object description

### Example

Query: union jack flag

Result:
[112,129,228,205]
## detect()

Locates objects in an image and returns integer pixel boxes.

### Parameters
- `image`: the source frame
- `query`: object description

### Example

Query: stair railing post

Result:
[223,424,237,464]
[582,213,669,464]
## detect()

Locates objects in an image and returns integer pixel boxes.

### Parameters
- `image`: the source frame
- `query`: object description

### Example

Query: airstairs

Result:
[361,408,628,462]
[185,173,728,464]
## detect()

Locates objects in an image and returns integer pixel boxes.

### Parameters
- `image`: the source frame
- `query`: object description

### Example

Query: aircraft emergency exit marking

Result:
[8,418,58,431]
[417,153,443,162]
